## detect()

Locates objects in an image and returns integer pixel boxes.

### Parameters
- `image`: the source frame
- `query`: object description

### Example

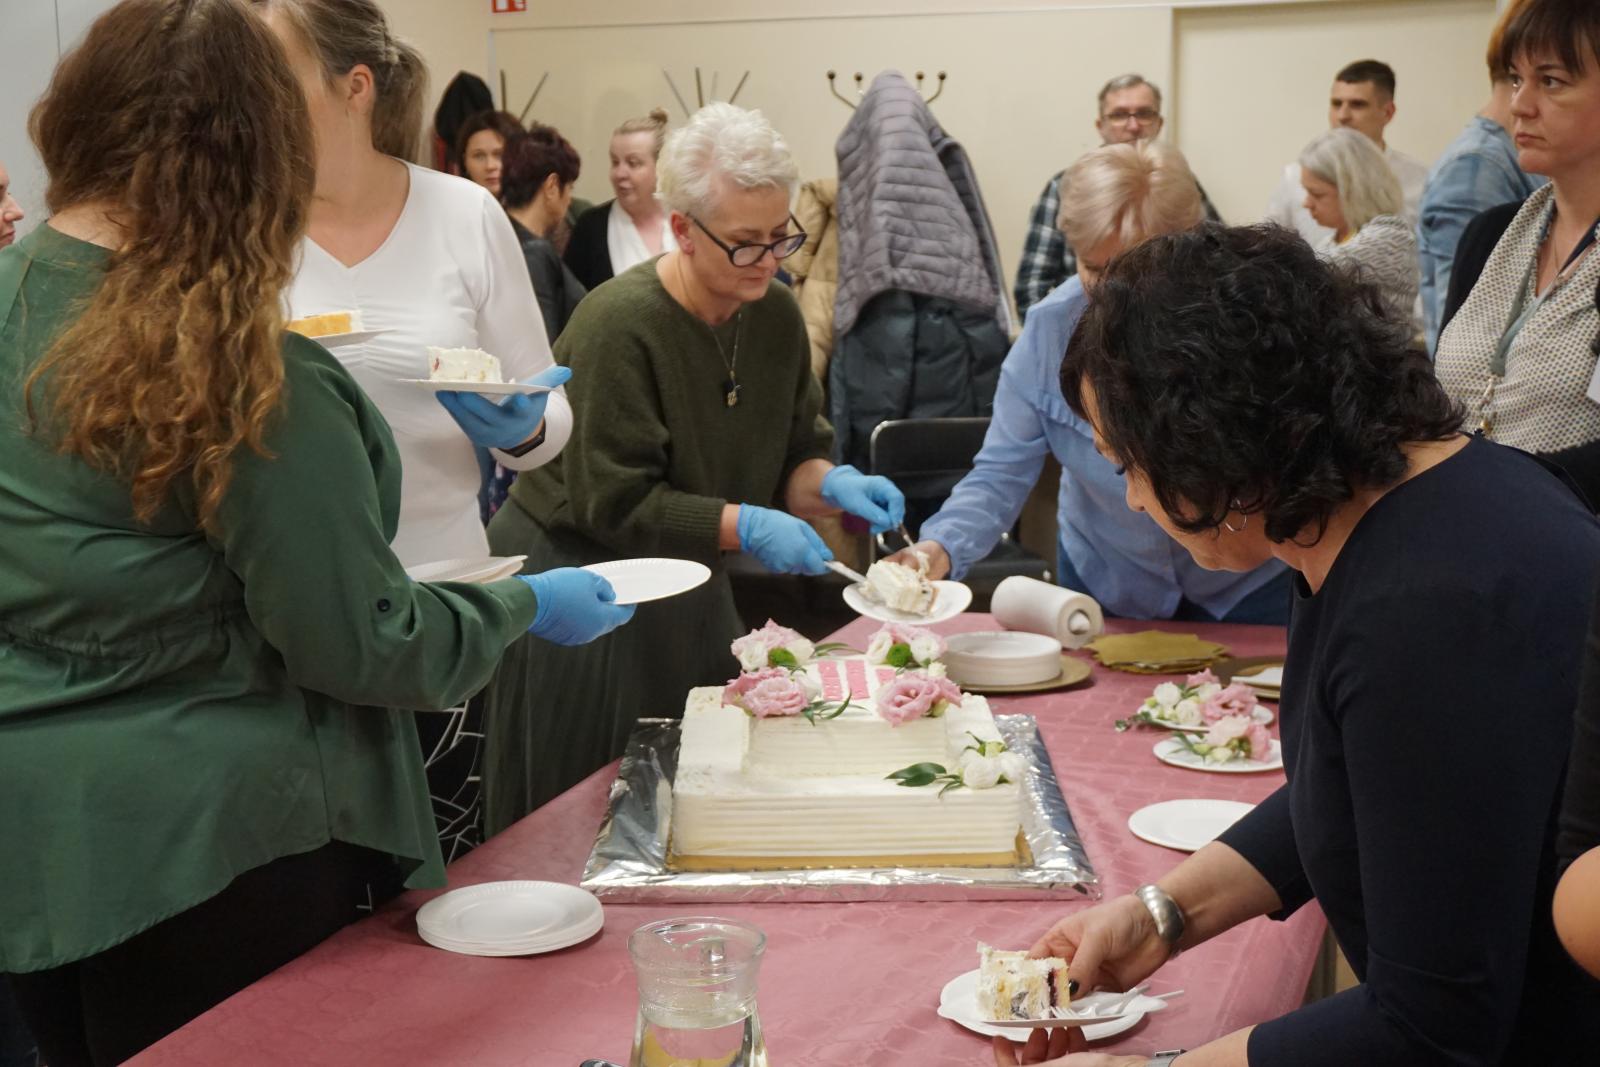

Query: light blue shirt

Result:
[919,277,1286,620]
[1418,115,1546,353]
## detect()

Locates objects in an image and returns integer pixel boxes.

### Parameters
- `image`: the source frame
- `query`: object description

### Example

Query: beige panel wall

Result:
[1174,0,1498,225]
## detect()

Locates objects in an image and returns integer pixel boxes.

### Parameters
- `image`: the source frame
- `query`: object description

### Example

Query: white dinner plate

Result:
[399,378,556,397]
[1152,704,1275,733]
[1153,736,1284,774]
[944,631,1064,687]
[937,970,1168,1038]
[842,579,973,625]
[405,555,527,585]
[307,328,385,348]
[1127,799,1255,852]
[416,881,603,956]
[1233,665,1283,689]
[581,558,711,605]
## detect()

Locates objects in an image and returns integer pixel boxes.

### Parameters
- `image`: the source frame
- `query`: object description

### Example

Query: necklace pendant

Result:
[724,380,740,407]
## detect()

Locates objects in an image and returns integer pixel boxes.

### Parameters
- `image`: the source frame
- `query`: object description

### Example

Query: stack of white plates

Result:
[415,881,603,957]
[405,556,527,584]
[943,631,1063,687]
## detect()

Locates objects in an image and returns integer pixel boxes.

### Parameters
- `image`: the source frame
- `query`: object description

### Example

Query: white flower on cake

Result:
[864,622,947,669]
[887,731,1022,796]
[427,346,503,383]
[1118,668,1259,732]
[864,554,937,615]
[729,619,816,672]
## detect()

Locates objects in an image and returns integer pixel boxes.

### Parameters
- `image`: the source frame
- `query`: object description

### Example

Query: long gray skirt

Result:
[481,499,744,837]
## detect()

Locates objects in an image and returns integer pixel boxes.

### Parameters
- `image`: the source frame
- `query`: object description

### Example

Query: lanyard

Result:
[1478,213,1600,434]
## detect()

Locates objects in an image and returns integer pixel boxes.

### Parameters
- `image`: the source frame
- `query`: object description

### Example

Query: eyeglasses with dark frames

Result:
[689,214,808,267]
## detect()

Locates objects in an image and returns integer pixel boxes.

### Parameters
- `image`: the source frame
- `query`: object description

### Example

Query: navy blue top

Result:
[1218,436,1600,1064]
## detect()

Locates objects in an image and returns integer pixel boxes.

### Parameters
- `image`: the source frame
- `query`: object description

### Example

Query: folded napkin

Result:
[1087,631,1228,674]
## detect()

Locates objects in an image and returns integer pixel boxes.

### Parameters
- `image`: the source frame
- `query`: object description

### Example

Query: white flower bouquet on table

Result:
[1169,713,1275,764]
[1117,669,1260,732]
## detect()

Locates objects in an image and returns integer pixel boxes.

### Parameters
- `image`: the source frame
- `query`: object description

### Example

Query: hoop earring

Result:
[1222,501,1248,534]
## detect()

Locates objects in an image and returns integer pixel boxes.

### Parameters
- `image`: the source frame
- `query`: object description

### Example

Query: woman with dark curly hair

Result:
[996,223,1600,1067]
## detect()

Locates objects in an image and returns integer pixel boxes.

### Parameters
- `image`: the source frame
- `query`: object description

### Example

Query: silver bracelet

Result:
[1134,883,1186,957]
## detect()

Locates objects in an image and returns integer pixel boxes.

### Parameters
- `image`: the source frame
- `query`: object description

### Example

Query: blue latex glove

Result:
[518,568,636,646]
[737,505,833,575]
[819,464,906,535]
[437,365,572,450]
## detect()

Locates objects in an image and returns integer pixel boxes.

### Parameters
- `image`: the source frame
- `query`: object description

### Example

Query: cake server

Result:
[825,560,872,586]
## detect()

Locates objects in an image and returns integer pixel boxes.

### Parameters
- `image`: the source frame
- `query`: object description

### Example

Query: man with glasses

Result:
[1265,59,1428,247]
[1013,73,1221,320]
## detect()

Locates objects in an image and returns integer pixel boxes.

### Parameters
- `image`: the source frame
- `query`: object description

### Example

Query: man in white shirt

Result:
[1265,59,1428,246]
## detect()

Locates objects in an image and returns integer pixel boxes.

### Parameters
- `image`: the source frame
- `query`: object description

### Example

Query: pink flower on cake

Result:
[730,619,816,672]
[865,622,946,668]
[1201,683,1257,724]
[875,670,963,726]
[722,667,816,718]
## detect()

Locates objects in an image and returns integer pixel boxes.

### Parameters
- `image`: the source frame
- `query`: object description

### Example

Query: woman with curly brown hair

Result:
[997,223,1600,1067]
[0,2,626,1063]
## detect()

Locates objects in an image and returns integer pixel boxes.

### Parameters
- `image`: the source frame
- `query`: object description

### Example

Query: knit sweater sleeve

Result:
[551,299,726,563]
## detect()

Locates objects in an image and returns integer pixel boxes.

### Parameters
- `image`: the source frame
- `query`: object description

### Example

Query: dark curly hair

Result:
[1061,223,1463,544]
[453,109,522,172]
[501,124,581,211]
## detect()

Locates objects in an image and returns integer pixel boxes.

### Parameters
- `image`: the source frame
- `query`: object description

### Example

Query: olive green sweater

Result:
[511,260,833,562]
[0,226,537,971]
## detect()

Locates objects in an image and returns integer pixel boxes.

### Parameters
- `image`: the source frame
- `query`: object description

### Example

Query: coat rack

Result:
[662,67,751,117]
[826,69,946,110]
[498,70,551,123]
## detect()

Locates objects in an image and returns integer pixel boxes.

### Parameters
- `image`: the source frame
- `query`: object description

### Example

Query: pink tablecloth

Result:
[132,616,1324,1066]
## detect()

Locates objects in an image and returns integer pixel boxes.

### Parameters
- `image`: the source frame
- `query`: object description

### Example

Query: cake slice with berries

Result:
[976,943,1072,1020]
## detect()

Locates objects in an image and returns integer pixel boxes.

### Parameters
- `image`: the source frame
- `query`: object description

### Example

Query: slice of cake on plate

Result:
[977,943,1072,1020]
[427,346,503,383]
[865,556,937,615]
[287,309,362,338]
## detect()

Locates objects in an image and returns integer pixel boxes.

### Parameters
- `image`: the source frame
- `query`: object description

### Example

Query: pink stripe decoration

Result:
[815,660,845,701]
[844,659,870,698]
[874,667,896,687]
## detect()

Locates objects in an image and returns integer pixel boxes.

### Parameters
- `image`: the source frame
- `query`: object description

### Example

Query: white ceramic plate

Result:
[415,881,602,956]
[1127,798,1255,852]
[842,579,973,625]
[307,328,385,348]
[1152,704,1275,733]
[405,555,527,585]
[400,378,556,397]
[937,970,1168,1037]
[1233,665,1283,689]
[1153,736,1283,774]
[581,557,711,606]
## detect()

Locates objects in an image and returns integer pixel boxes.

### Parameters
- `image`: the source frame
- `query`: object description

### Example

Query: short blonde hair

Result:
[656,102,799,217]
[1298,127,1403,234]
[1056,140,1203,255]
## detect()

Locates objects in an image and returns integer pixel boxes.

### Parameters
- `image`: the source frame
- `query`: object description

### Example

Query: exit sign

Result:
[491,0,526,11]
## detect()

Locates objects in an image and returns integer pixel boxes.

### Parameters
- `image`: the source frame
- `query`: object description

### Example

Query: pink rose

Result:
[1201,683,1257,724]
[1244,721,1274,761]
[1186,668,1220,688]
[1202,714,1253,747]
[730,619,812,672]
[875,670,964,727]
[722,667,810,718]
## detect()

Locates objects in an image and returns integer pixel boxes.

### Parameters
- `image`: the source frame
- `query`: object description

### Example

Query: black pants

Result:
[6,841,392,1067]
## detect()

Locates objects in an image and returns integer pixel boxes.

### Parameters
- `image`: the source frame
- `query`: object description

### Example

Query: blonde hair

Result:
[1298,127,1403,235]
[613,108,670,158]
[27,0,314,532]
[254,0,428,161]
[1056,140,1203,255]
[656,103,798,218]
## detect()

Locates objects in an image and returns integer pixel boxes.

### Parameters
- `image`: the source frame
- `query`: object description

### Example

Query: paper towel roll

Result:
[991,576,1105,650]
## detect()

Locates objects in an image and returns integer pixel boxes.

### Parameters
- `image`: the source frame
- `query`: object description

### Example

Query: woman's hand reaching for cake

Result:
[1030,894,1173,1000]
[735,505,834,575]
[818,464,906,534]
[436,364,572,450]
[886,539,952,580]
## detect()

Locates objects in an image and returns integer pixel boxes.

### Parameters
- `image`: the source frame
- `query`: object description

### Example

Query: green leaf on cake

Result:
[887,761,947,787]
[937,778,967,798]
[768,648,799,669]
[885,643,913,669]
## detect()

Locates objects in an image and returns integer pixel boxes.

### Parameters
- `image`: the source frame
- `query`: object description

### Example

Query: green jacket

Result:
[0,226,537,971]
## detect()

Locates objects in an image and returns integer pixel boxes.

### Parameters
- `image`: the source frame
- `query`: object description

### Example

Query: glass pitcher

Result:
[627,916,768,1067]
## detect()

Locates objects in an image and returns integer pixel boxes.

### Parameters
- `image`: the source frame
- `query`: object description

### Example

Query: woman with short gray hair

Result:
[478,103,906,831]
[1298,126,1420,327]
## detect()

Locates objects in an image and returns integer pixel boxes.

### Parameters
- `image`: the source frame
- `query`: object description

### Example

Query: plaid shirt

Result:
[1013,169,1224,322]
[1014,172,1076,322]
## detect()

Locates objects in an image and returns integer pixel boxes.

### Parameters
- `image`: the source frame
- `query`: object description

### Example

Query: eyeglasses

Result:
[1102,108,1162,125]
[690,214,808,267]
